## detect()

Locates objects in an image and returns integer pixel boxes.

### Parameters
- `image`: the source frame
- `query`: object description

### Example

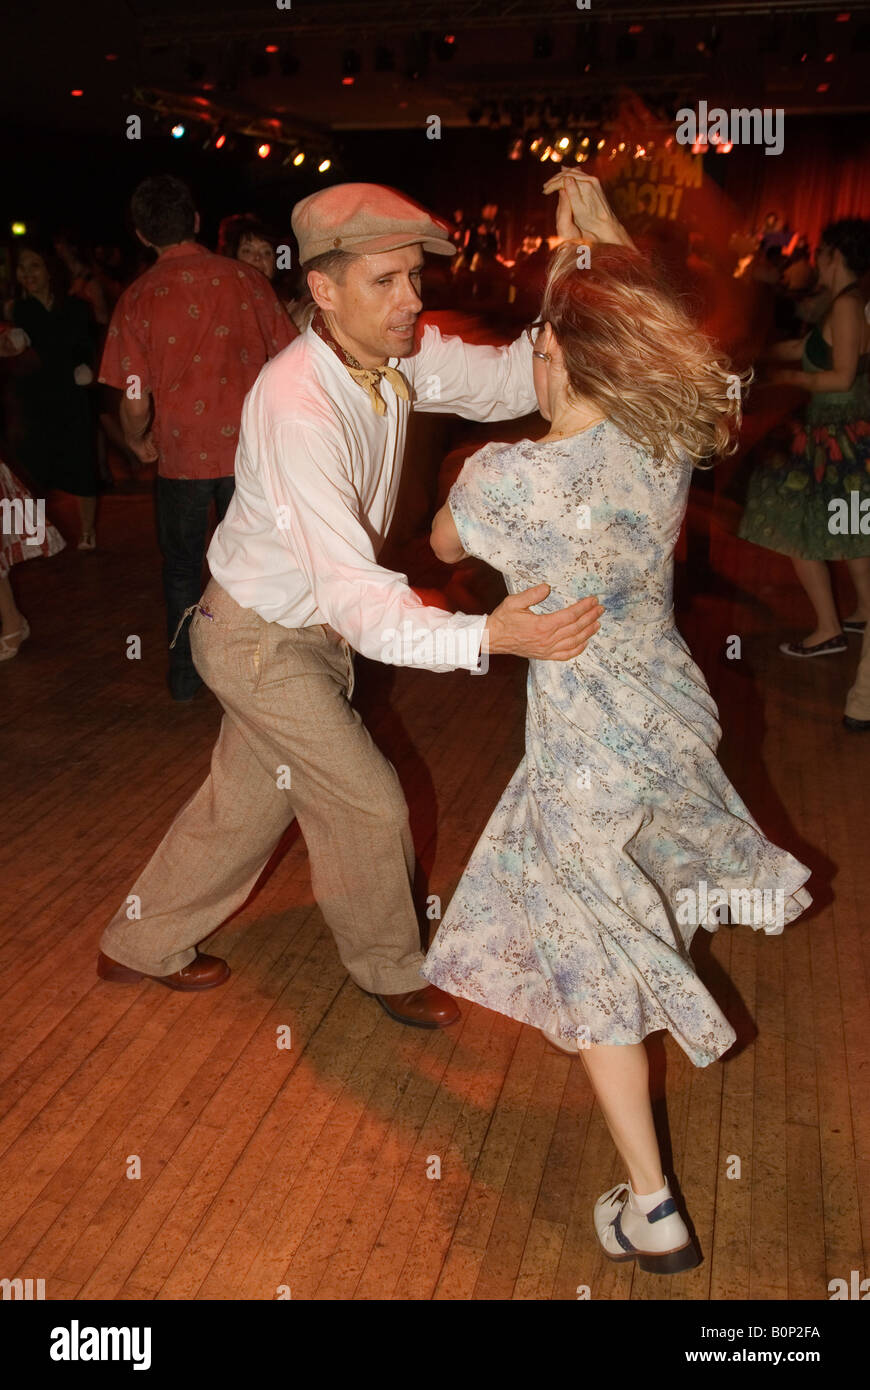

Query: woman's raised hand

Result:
[543,170,635,249]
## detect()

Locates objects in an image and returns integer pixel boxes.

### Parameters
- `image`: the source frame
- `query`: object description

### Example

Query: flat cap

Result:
[292,182,456,265]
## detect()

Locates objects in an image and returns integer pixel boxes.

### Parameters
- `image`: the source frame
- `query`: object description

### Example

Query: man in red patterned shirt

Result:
[100,174,295,700]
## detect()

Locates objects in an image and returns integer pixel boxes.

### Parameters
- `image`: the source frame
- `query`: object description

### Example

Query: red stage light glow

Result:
[215,134,227,149]
[265,45,278,54]
[70,88,83,97]
[342,76,355,85]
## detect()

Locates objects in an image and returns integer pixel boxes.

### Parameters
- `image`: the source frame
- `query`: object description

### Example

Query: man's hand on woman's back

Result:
[485,584,603,660]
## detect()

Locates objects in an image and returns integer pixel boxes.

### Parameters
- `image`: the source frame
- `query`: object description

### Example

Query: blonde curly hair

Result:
[539,240,748,467]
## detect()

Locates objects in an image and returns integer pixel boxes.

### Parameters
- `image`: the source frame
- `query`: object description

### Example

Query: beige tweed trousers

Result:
[99,577,428,993]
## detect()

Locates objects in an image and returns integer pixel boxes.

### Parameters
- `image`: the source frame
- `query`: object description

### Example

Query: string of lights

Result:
[131,87,336,172]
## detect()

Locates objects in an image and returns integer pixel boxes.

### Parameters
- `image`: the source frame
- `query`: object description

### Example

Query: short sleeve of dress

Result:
[447,443,523,572]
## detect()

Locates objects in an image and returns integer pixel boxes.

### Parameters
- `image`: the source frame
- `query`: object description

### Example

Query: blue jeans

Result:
[155,474,235,697]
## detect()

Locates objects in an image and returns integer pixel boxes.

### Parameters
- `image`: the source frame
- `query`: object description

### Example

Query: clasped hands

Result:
[542,167,636,250]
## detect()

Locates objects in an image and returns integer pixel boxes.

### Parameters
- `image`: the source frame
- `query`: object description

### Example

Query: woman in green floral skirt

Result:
[738,218,870,657]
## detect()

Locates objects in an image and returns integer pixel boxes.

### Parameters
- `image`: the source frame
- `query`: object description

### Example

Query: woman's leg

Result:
[790,556,841,644]
[581,1038,700,1270]
[0,574,23,635]
[579,1041,665,1195]
[78,494,97,538]
[0,572,28,656]
[845,556,870,623]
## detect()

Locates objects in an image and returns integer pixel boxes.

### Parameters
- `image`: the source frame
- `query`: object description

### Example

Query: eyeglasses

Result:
[525,320,550,362]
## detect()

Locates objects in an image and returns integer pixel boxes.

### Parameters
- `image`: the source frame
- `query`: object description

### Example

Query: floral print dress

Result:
[420,423,812,1067]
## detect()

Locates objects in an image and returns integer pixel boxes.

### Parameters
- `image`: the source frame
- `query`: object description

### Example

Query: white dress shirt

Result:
[207,320,537,671]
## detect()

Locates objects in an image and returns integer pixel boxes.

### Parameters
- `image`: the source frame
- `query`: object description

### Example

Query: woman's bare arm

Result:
[765,338,807,363]
[430,501,467,563]
[771,296,863,393]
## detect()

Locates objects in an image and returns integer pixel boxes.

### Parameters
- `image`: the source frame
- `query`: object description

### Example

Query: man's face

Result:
[309,243,425,366]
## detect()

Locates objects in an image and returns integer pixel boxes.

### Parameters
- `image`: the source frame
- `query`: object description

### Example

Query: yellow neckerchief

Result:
[311,308,410,416]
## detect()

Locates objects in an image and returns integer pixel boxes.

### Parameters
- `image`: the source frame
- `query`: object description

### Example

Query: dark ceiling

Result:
[6,0,870,155]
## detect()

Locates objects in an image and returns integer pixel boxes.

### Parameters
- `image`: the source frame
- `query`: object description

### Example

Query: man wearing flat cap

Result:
[97,175,627,1028]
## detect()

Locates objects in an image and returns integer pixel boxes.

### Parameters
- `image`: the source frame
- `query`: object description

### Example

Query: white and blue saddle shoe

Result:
[593,1182,702,1275]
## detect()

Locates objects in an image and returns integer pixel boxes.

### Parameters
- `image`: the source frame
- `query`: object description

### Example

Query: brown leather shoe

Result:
[372,983,460,1029]
[96,951,230,991]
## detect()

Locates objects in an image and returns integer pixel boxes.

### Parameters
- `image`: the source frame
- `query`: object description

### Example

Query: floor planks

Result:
[0,449,868,1302]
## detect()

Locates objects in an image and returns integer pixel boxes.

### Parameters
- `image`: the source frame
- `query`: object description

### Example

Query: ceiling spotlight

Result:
[257,142,271,158]
[293,150,305,165]
[215,133,227,149]
[171,123,185,139]
[557,135,571,150]
[318,158,331,173]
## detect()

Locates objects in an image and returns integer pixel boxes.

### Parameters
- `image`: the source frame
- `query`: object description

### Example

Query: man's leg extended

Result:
[208,615,428,995]
[101,584,428,995]
[99,707,298,976]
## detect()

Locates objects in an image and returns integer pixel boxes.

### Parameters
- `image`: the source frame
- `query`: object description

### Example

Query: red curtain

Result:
[725,124,870,248]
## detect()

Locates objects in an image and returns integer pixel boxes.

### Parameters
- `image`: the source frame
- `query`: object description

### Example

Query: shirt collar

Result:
[155,241,207,261]
[308,311,409,415]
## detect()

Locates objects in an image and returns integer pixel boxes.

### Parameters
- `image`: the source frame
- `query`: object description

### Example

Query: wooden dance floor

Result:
[1,426,868,1302]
